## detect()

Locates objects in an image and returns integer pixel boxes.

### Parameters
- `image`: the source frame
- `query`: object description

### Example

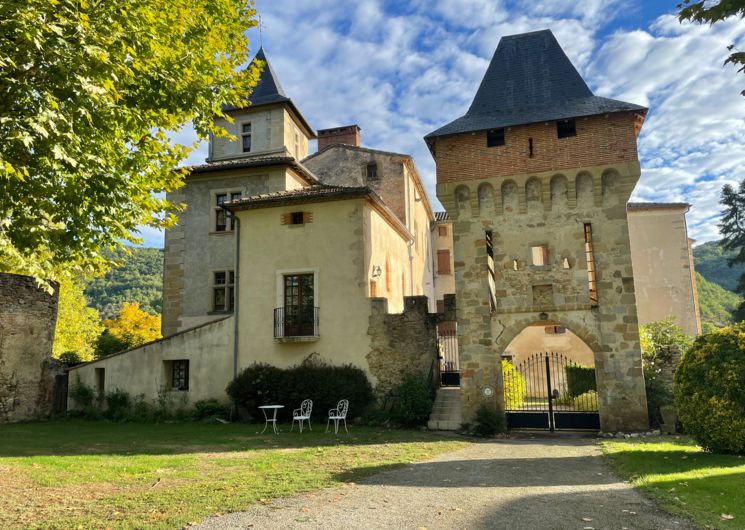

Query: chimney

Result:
[317,125,361,151]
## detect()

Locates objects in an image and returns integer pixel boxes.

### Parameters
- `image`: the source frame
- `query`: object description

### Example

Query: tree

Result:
[53,279,102,361]
[678,0,745,96]
[718,180,745,320]
[0,1,260,283]
[103,302,161,347]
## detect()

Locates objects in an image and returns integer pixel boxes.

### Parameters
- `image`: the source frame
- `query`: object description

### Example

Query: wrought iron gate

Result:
[437,322,459,386]
[503,352,599,431]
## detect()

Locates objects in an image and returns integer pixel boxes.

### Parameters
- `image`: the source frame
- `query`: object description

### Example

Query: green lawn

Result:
[601,436,745,529]
[0,420,468,529]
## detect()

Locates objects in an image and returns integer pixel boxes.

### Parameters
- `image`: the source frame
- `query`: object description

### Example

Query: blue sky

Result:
[140,0,745,247]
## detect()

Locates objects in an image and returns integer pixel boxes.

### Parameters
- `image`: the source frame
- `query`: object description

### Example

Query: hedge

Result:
[564,363,596,398]
[226,359,375,423]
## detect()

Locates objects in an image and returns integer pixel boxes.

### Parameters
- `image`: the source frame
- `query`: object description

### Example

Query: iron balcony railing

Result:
[274,307,319,338]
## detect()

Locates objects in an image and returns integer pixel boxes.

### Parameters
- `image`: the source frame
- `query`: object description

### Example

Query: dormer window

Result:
[241,123,252,152]
[367,163,378,180]
[557,119,576,139]
[487,128,505,147]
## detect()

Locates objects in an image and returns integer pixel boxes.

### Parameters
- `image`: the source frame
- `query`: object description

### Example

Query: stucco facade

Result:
[627,203,701,336]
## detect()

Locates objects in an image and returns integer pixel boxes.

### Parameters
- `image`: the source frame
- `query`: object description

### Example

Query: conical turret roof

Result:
[425,30,646,139]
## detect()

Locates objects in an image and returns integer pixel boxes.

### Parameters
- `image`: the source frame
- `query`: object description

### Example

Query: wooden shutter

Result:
[437,249,451,274]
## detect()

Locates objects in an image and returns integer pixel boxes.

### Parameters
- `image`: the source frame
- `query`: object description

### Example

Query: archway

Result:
[501,321,600,431]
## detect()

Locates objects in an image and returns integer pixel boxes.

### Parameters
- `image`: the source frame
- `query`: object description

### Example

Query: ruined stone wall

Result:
[436,159,649,432]
[0,273,61,423]
[366,295,454,396]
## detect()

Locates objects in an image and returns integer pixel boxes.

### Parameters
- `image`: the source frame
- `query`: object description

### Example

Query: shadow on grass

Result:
[0,419,465,458]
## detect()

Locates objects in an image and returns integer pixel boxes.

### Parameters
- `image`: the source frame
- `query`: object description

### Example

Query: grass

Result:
[601,435,745,529]
[0,420,468,529]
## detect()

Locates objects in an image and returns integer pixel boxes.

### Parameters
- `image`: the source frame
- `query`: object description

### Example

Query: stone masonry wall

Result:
[436,154,649,432]
[366,295,454,396]
[0,273,60,423]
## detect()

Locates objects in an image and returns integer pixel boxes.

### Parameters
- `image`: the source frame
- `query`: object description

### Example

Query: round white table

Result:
[258,405,284,435]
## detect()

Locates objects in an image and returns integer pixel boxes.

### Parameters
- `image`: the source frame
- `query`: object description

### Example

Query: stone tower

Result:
[425,30,649,432]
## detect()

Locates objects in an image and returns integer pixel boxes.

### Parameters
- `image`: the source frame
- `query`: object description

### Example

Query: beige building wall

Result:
[433,219,455,308]
[69,316,235,408]
[627,205,701,336]
[404,164,436,308]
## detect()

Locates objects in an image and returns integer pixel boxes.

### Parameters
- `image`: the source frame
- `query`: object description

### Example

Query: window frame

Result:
[241,121,252,152]
[366,163,378,180]
[212,189,243,233]
[486,128,505,147]
[557,118,576,139]
[171,359,190,391]
[212,269,235,312]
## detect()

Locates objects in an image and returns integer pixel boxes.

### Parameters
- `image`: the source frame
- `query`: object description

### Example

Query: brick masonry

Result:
[0,273,63,423]
[433,117,649,433]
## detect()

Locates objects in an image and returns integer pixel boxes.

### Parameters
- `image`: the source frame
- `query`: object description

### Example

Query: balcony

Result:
[274,307,320,342]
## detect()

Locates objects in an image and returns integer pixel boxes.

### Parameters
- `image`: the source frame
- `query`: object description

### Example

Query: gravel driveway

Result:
[197,433,695,530]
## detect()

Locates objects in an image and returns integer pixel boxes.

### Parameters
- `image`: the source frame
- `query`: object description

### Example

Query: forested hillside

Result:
[692,240,744,292]
[695,272,739,327]
[84,247,163,319]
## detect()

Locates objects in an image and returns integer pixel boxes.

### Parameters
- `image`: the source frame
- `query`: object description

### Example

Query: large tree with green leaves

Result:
[0,0,259,282]
[719,180,745,321]
[679,0,745,96]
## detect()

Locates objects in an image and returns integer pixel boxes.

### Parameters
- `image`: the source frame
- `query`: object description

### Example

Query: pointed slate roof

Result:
[222,47,316,137]
[425,30,647,139]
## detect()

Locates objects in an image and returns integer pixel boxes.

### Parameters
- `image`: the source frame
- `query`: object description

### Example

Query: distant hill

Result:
[692,240,745,292]
[695,272,740,327]
[84,246,163,319]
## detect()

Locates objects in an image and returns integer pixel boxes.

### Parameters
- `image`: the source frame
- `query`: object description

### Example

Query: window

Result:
[241,122,252,152]
[557,119,576,138]
[367,163,378,180]
[436,299,445,313]
[438,225,448,236]
[532,246,549,266]
[486,230,496,312]
[214,192,241,232]
[291,211,304,225]
[545,325,567,335]
[95,368,105,395]
[213,270,235,312]
[281,211,313,225]
[171,360,189,391]
[584,223,598,307]
[283,274,315,336]
[487,128,505,147]
[437,249,451,275]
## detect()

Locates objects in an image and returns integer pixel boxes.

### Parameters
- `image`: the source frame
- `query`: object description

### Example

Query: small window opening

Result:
[486,230,496,312]
[241,122,252,152]
[171,360,189,391]
[557,119,576,139]
[367,163,378,180]
[95,368,105,395]
[512,259,519,271]
[487,128,505,147]
[438,225,448,236]
[563,257,571,269]
[213,270,235,311]
[528,137,534,158]
[291,211,304,225]
[545,325,567,335]
[215,194,228,231]
[584,223,598,307]
[531,246,549,266]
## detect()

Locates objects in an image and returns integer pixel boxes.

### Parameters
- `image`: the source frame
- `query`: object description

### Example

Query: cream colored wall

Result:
[283,110,309,160]
[69,317,235,408]
[364,203,411,313]
[211,106,286,160]
[234,198,378,380]
[628,207,701,336]
[404,166,436,308]
[433,221,455,305]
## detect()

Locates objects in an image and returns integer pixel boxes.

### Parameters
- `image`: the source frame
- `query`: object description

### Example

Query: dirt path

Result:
[197,433,694,530]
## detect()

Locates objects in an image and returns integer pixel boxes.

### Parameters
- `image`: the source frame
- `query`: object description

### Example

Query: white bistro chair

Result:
[326,399,349,434]
[291,399,313,433]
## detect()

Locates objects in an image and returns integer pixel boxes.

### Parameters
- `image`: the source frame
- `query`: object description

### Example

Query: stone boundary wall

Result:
[366,295,455,396]
[0,273,62,423]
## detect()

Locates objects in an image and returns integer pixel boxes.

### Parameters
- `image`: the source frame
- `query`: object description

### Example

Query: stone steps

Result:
[427,387,462,431]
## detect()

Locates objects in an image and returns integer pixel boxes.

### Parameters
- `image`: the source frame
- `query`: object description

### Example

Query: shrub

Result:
[501,360,526,409]
[570,390,598,411]
[564,364,596,397]
[674,324,745,453]
[473,403,507,437]
[105,389,131,420]
[226,359,375,423]
[390,372,434,428]
[193,399,231,421]
[360,408,392,426]
[69,382,95,409]
[58,351,83,365]
[94,331,131,359]
[645,374,673,428]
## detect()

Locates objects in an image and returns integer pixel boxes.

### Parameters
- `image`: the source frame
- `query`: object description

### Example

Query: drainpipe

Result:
[232,215,240,379]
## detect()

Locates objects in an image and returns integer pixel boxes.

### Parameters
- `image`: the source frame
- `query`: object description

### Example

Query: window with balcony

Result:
[275,273,319,339]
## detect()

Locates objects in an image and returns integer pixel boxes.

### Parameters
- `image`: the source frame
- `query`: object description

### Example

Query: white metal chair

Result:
[291,399,313,433]
[326,399,349,434]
